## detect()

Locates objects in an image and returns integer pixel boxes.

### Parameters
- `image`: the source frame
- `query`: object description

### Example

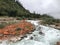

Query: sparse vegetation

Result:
[0,24,5,29]
[39,14,60,25]
[15,27,22,31]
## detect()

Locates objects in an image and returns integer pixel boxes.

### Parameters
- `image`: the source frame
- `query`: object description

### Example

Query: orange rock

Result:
[0,20,35,40]
[0,30,3,34]
[3,31,9,35]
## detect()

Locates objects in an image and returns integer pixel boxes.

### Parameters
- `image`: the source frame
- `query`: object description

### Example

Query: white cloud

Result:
[19,0,60,19]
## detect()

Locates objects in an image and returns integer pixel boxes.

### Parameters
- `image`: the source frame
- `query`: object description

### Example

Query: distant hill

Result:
[0,0,30,17]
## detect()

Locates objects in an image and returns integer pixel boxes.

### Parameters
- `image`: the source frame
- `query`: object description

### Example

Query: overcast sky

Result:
[18,0,60,19]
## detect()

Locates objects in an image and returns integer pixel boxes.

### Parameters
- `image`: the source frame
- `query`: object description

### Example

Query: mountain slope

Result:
[0,0,30,17]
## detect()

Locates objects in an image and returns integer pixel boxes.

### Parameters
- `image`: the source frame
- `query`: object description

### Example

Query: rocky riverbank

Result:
[0,20,60,45]
[0,20,35,42]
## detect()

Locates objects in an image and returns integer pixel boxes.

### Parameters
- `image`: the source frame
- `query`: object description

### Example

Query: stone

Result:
[30,36,33,40]
[57,42,60,45]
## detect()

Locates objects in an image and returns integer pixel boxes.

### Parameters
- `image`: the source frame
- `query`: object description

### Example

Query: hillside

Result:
[0,0,60,26]
[0,0,30,17]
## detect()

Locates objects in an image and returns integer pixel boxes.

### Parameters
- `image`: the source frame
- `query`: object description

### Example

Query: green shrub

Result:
[16,17,22,20]
[0,24,5,29]
[15,27,22,31]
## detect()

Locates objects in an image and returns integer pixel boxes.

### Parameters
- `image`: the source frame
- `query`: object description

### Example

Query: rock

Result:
[36,26,41,31]
[30,36,33,40]
[57,42,60,45]
[0,40,2,43]
[0,34,3,36]
[39,32,44,35]
[16,36,21,40]
[33,35,36,36]
[24,35,27,38]
[21,37,24,39]
[9,37,18,43]
[28,32,32,34]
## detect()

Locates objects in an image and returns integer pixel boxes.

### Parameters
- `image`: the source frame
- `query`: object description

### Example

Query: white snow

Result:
[0,20,60,45]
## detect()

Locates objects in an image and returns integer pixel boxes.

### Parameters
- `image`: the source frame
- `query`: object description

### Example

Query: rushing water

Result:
[0,20,60,45]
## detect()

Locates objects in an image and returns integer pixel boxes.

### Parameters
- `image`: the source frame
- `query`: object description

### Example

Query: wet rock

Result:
[33,35,36,36]
[31,29,35,32]
[39,31,44,35]
[28,32,32,34]
[30,36,33,40]
[21,36,24,39]
[24,35,27,38]
[36,26,41,31]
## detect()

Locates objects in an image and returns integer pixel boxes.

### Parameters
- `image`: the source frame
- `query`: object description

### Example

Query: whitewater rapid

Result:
[0,20,60,45]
